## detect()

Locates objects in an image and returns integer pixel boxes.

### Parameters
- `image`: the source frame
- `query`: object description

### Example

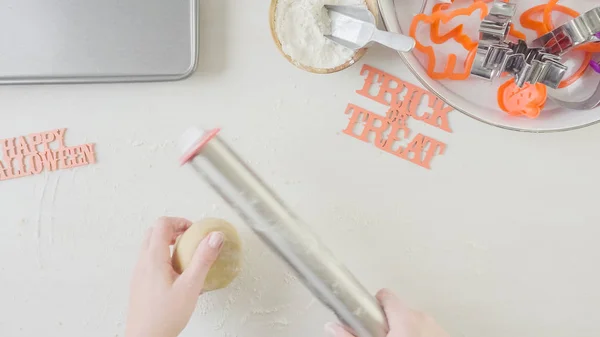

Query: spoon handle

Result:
[371,30,416,52]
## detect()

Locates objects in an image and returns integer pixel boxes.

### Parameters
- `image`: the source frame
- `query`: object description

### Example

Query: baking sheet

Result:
[0,0,198,84]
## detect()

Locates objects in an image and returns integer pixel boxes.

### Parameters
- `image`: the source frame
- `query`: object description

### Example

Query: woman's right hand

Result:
[325,289,449,337]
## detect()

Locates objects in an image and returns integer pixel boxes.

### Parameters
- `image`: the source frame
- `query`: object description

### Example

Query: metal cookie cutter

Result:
[471,1,517,80]
[532,8,600,111]
[550,84,600,110]
[479,1,517,43]
[471,2,567,88]
[531,7,600,56]
[485,40,567,88]
[550,52,600,111]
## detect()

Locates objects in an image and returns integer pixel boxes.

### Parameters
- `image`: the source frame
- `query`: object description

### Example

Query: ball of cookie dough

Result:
[172,218,242,291]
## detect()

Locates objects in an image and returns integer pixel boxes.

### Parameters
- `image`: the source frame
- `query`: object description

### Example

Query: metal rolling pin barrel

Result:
[179,127,389,337]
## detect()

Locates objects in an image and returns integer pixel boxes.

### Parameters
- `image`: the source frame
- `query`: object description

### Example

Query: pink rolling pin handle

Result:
[179,128,221,165]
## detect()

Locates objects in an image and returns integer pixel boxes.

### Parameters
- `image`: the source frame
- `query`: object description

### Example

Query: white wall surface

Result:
[1,0,600,337]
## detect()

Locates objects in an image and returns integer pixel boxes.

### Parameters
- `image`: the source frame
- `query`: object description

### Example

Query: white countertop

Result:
[1,1,600,336]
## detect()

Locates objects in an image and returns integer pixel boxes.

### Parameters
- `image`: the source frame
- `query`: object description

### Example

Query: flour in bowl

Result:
[275,0,367,70]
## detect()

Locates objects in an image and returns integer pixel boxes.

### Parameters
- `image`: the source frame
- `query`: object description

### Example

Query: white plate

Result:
[381,0,600,132]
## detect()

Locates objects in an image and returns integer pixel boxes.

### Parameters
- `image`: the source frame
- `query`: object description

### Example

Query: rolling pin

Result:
[179,127,388,337]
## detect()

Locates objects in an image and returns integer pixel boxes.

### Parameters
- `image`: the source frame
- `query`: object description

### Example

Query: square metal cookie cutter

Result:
[530,7,600,110]
[530,7,600,56]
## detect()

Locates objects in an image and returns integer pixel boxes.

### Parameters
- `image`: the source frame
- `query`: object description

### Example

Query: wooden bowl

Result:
[269,0,379,74]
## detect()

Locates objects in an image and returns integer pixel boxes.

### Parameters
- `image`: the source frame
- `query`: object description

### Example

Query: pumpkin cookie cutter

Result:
[531,7,600,56]
[498,78,547,118]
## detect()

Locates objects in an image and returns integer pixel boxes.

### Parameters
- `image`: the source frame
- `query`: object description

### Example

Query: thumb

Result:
[175,231,224,294]
[376,288,412,333]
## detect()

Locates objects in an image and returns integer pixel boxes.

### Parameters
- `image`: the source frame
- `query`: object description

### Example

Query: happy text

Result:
[0,128,96,181]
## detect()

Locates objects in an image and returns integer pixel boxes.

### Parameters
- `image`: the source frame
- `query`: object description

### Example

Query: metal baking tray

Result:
[0,0,198,84]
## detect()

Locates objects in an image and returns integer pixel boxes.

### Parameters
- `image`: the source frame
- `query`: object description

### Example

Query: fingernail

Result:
[208,232,224,249]
[324,322,337,336]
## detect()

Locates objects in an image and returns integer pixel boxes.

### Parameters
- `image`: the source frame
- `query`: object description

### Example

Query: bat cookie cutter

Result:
[486,40,567,88]
[531,7,600,56]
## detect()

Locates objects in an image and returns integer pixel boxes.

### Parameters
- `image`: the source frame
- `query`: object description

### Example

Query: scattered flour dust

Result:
[275,0,366,69]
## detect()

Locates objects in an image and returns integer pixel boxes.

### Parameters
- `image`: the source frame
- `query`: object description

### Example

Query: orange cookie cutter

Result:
[410,1,489,80]
[430,0,487,43]
[498,78,547,118]
[429,0,513,43]
[521,1,593,89]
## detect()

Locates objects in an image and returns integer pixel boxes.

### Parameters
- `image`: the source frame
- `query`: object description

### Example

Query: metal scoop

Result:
[324,5,415,52]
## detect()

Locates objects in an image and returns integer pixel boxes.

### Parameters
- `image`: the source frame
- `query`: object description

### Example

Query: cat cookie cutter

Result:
[530,7,600,56]
[410,1,487,80]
